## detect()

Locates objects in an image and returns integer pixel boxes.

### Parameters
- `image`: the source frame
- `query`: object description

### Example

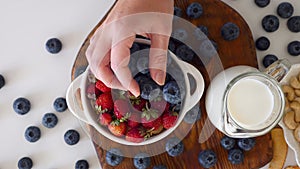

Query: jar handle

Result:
[263,59,291,82]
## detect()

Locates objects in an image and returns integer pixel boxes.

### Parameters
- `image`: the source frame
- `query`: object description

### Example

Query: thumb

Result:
[149,34,170,85]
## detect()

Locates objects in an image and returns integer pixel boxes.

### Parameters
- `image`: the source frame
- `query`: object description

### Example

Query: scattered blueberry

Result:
[106,148,124,167]
[237,138,256,151]
[221,22,240,41]
[0,74,5,89]
[133,153,151,169]
[175,44,195,62]
[287,16,300,33]
[198,149,217,169]
[64,129,80,145]
[165,137,184,157]
[186,2,203,19]
[261,15,280,32]
[45,38,62,54]
[287,41,300,56]
[254,0,270,8]
[172,28,188,42]
[163,81,181,105]
[199,39,218,62]
[53,97,68,112]
[42,113,58,128]
[184,104,201,124]
[153,164,167,169]
[262,54,278,68]
[13,97,31,115]
[174,6,183,18]
[140,78,161,101]
[197,25,209,36]
[220,136,236,150]
[168,38,176,53]
[277,2,294,19]
[18,157,33,169]
[228,148,244,164]
[25,126,41,143]
[255,36,270,51]
[75,159,89,169]
[194,27,208,41]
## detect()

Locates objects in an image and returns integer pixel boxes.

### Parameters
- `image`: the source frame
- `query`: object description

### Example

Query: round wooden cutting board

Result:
[71,0,273,168]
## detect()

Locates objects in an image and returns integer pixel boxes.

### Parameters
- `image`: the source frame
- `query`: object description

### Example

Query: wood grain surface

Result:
[71,0,273,168]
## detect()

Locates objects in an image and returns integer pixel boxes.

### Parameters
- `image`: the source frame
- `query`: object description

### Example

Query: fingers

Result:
[149,34,170,85]
[111,37,140,96]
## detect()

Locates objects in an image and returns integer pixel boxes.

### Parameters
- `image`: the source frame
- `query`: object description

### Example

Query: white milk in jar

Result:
[226,78,274,128]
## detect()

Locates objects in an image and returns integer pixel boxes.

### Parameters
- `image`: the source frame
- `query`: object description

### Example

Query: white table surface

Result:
[0,0,299,168]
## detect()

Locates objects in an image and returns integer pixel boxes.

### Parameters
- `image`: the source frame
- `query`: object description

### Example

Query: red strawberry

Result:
[114,99,132,119]
[127,112,141,128]
[108,121,127,137]
[125,127,145,143]
[131,98,147,112]
[86,83,101,98]
[95,92,114,113]
[142,116,163,133]
[95,80,111,93]
[162,111,178,129]
[98,113,112,126]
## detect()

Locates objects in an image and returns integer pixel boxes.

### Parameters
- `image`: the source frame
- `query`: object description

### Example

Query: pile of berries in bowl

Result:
[66,38,204,145]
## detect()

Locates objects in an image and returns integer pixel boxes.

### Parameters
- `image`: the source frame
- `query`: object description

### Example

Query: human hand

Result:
[86,0,174,96]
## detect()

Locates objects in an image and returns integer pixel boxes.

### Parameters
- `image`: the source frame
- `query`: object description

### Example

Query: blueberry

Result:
[255,36,270,51]
[136,50,150,74]
[133,153,151,169]
[237,138,256,151]
[25,126,41,143]
[186,2,203,19]
[13,97,31,115]
[277,2,294,19]
[172,28,188,42]
[75,159,89,169]
[197,25,209,36]
[288,41,300,56]
[45,38,62,54]
[64,129,80,145]
[220,136,236,150]
[194,27,207,41]
[175,44,195,62]
[106,148,123,167]
[184,104,201,124]
[165,137,184,157]
[262,15,280,32]
[287,16,300,33]
[262,54,278,68]
[140,78,161,101]
[198,149,217,168]
[53,97,67,112]
[199,39,218,62]
[221,22,240,41]
[168,38,176,53]
[163,81,181,104]
[0,74,5,89]
[153,165,167,169]
[18,157,33,169]
[254,0,270,8]
[42,113,58,128]
[228,148,244,164]
[130,42,141,54]
[174,6,183,18]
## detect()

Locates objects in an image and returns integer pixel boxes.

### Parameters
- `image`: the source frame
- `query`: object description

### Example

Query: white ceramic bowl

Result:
[278,63,300,166]
[66,39,205,146]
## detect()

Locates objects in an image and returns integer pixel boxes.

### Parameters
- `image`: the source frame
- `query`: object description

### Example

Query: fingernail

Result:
[155,71,165,85]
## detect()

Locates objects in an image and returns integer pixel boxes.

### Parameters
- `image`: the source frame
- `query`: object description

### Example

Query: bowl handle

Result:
[66,74,89,124]
[180,61,205,114]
